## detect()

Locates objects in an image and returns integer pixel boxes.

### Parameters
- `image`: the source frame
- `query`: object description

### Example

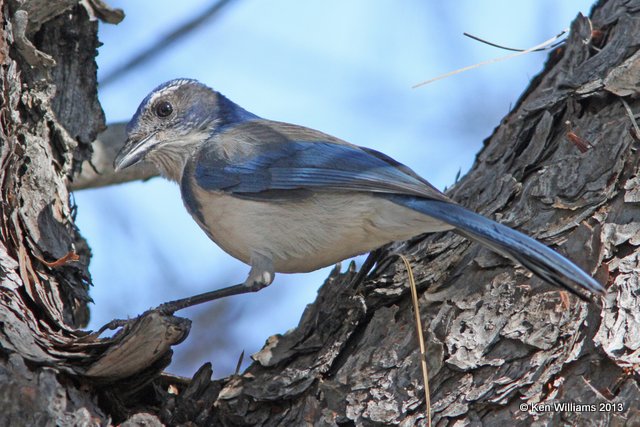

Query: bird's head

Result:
[114,78,252,181]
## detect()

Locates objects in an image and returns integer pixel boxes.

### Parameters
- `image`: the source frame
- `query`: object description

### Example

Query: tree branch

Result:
[99,0,237,87]
[70,122,159,190]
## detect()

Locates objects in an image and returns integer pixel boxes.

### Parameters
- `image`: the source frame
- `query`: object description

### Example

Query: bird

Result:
[114,78,604,313]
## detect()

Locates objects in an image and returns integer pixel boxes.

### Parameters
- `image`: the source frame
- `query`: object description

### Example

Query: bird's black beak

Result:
[114,133,156,171]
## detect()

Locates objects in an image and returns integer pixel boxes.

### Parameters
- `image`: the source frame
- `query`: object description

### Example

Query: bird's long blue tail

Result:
[387,196,605,298]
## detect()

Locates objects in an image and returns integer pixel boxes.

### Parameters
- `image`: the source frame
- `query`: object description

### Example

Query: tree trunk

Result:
[2,0,639,426]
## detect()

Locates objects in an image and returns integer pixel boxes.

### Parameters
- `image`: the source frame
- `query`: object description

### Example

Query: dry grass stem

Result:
[400,254,431,427]
[413,30,568,89]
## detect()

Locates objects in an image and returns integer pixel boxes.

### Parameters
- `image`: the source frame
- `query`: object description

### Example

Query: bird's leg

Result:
[157,254,274,314]
[94,263,274,336]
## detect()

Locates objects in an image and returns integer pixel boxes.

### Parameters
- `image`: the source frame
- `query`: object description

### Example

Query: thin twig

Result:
[34,250,80,268]
[463,32,565,52]
[100,0,237,87]
[413,30,568,89]
[400,255,431,427]
[620,98,640,140]
[235,350,245,375]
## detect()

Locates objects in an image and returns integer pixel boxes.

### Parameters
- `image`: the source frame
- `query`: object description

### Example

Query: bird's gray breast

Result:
[180,164,452,273]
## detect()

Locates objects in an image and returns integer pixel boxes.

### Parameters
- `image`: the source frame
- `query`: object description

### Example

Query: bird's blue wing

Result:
[193,120,448,201]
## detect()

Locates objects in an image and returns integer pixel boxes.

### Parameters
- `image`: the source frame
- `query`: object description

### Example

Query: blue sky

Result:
[76,0,595,377]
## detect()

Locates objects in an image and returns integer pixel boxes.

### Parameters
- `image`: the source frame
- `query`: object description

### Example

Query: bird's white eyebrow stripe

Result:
[146,87,174,105]
[147,79,193,103]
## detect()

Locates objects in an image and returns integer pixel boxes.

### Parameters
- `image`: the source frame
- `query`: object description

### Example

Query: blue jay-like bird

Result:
[114,79,604,312]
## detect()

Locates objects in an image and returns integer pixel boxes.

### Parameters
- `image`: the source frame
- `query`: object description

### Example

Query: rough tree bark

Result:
[1,0,639,426]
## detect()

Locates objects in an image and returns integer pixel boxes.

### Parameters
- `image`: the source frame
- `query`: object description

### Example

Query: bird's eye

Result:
[154,100,173,118]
